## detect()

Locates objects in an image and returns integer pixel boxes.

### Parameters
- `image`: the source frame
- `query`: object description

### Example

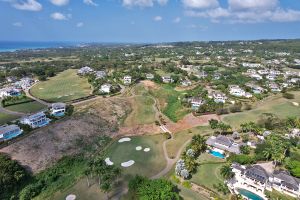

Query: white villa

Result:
[162,75,174,83]
[206,135,241,154]
[229,85,252,98]
[208,91,227,103]
[146,73,154,80]
[0,124,23,141]
[266,74,277,81]
[0,87,21,98]
[250,73,263,80]
[258,69,269,75]
[51,103,66,117]
[21,112,50,128]
[242,63,262,68]
[123,75,132,85]
[189,97,205,110]
[100,83,112,94]
[95,70,107,79]
[267,82,281,92]
[228,163,300,199]
[181,80,192,87]
[14,77,35,90]
[77,66,94,75]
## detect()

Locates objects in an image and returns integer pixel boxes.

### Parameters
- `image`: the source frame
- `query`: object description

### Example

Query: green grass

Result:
[223,91,300,128]
[51,178,106,200]
[177,184,209,200]
[191,153,227,199]
[150,84,189,122]
[124,96,156,126]
[265,190,297,200]
[0,113,18,125]
[105,135,166,177]
[5,101,46,113]
[30,69,91,102]
[166,126,213,158]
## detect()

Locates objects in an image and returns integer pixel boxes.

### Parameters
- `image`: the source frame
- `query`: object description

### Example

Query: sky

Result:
[1,0,300,43]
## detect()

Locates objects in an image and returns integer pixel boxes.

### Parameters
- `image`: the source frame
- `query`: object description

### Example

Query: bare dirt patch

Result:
[141,80,159,90]
[166,113,220,133]
[0,98,130,173]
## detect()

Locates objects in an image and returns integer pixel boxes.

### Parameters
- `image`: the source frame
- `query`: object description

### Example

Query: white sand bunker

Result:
[66,194,76,200]
[136,146,142,151]
[118,137,131,143]
[292,102,299,106]
[39,87,44,90]
[144,148,151,152]
[105,157,114,166]
[121,160,135,167]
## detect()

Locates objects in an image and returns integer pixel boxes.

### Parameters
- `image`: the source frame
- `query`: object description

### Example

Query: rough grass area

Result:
[0,113,18,125]
[5,101,46,113]
[105,135,166,177]
[124,96,156,126]
[223,91,300,128]
[30,69,91,102]
[166,126,213,158]
[150,84,189,122]
[265,190,297,200]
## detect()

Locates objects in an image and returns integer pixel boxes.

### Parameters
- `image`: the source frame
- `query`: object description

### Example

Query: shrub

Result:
[182,181,192,189]
[283,93,295,99]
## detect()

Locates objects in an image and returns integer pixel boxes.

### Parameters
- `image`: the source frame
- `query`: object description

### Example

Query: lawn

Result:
[124,96,156,126]
[166,126,213,158]
[0,113,19,125]
[150,84,189,122]
[191,153,227,199]
[51,178,106,200]
[30,69,91,102]
[105,135,166,177]
[223,91,300,128]
[5,101,46,113]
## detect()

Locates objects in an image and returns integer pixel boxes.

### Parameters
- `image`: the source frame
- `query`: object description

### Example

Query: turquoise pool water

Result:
[237,188,264,200]
[209,150,225,159]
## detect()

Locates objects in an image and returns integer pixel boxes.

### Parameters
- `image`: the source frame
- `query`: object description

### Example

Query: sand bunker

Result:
[118,137,131,143]
[136,146,142,151]
[105,157,114,166]
[39,88,44,90]
[144,148,151,152]
[121,160,135,167]
[292,102,299,106]
[66,194,76,200]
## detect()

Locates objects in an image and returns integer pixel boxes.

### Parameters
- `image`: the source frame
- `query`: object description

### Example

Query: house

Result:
[181,80,192,87]
[77,66,94,75]
[213,73,222,80]
[252,86,264,94]
[269,70,281,75]
[100,83,112,94]
[162,75,174,83]
[266,74,277,81]
[250,73,263,80]
[247,69,257,74]
[209,91,227,103]
[267,82,281,92]
[229,163,300,199]
[189,97,205,110]
[0,87,21,98]
[270,170,300,198]
[196,71,208,79]
[229,85,252,98]
[95,70,106,79]
[0,125,23,141]
[206,135,241,154]
[51,103,66,117]
[242,63,262,68]
[21,112,50,128]
[14,77,35,90]
[123,75,132,85]
[146,73,154,80]
[258,69,269,75]
[6,76,17,83]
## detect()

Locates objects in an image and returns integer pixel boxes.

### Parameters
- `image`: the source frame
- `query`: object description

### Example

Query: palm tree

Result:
[220,165,234,180]
[263,148,272,160]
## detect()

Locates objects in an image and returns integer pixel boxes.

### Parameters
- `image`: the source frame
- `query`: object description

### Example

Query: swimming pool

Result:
[237,188,264,200]
[209,150,225,159]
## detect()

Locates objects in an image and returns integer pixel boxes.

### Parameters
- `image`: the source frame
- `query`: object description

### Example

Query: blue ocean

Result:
[0,41,78,52]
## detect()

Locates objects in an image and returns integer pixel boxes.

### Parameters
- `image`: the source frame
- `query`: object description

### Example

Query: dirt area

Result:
[0,98,130,173]
[118,124,161,136]
[141,80,159,90]
[166,113,220,133]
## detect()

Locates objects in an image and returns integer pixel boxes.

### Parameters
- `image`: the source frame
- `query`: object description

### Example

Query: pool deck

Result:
[231,182,268,200]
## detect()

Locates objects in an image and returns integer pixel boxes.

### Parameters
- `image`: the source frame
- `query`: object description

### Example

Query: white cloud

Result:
[153,15,162,21]
[76,22,84,27]
[185,0,300,23]
[50,0,69,6]
[228,0,278,11]
[50,12,70,20]
[173,17,181,23]
[83,0,97,6]
[182,0,219,9]
[122,0,167,7]
[11,0,42,11]
[12,22,23,27]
